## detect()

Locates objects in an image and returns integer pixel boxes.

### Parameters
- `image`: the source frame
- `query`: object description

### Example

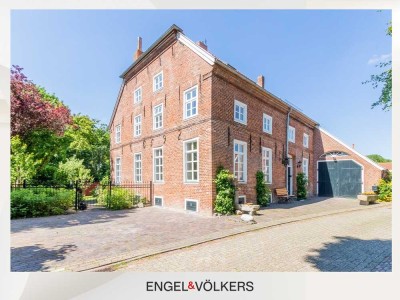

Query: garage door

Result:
[318,160,362,198]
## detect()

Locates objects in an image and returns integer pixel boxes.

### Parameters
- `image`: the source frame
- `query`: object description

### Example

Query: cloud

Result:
[368,53,391,65]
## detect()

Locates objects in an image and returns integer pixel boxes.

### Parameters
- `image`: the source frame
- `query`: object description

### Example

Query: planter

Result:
[357,194,378,205]
[236,203,260,215]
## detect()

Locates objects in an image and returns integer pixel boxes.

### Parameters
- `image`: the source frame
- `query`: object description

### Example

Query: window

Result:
[115,124,121,144]
[234,140,247,182]
[184,139,199,182]
[134,115,142,137]
[184,86,198,119]
[288,126,295,143]
[154,196,163,206]
[153,104,163,130]
[134,87,142,104]
[263,113,272,134]
[185,199,198,212]
[134,153,142,183]
[303,133,309,148]
[262,147,272,184]
[153,147,163,182]
[238,195,246,205]
[115,157,121,185]
[234,100,247,125]
[302,158,309,180]
[153,71,163,92]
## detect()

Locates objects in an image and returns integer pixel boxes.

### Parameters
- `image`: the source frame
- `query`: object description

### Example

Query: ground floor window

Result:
[234,140,247,182]
[154,196,163,206]
[115,157,121,185]
[153,147,163,182]
[262,147,272,184]
[238,195,246,204]
[302,158,309,180]
[185,199,198,212]
[134,153,142,183]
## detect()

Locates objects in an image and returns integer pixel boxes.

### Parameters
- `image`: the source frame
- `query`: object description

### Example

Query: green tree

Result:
[367,154,391,163]
[55,157,93,184]
[255,170,271,206]
[296,173,308,200]
[214,168,236,215]
[11,136,39,183]
[363,21,392,111]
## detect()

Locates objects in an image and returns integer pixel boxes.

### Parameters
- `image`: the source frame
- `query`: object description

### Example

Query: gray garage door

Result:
[318,160,362,198]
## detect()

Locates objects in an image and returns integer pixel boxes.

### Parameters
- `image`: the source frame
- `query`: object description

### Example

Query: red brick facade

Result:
[109,25,383,215]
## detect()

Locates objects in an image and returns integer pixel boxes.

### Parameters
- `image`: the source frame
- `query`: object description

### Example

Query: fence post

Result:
[75,180,79,211]
[108,180,112,208]
[149,181,153,206]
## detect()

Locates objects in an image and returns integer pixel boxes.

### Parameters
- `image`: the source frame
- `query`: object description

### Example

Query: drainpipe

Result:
[285,107,292,190]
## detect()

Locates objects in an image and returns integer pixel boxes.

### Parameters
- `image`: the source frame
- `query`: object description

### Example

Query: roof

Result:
[109,24,319,128]
[379,162,392,170]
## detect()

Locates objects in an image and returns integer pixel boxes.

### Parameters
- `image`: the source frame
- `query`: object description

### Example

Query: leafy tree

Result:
[55,157,93,184]
[11,136,39,183]
[214,168,236,215]
[255,170,271,206]
[296,173,308,200]
[363,21,392,111]
[367,154,391,163]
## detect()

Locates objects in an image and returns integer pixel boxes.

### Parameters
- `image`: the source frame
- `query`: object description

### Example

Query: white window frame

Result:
[263,113,273,134]
[262,147,273,184]
[134,153,142,183]
[153,71,163,92]
[184,199,199,212]
[237,195,246,204]
[183,138,199,183]
[134,87,142,104]
[153,147,164,183]
[154,196,163,207]
[302,158,309,180]
[183,85,198,119]
[115,157,121,185]
[303,133,309,148]
[234,100,247,125]
[233,139,247,183]
[288,126,295,143]
[134,114,142,137]
[115,124,121,144]
[153,103,163,130]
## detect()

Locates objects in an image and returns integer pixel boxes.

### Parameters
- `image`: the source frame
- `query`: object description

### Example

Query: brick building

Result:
[109,25,384,215]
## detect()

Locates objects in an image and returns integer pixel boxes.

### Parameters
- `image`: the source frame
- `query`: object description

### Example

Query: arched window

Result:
[320,151,349,158]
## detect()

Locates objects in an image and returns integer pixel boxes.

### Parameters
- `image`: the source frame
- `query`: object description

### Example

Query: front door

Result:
[287,156,293,195]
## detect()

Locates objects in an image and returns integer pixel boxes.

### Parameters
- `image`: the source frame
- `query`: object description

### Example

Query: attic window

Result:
[320,151,349,158]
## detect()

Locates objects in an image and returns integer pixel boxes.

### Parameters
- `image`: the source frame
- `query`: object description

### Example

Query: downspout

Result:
[285,107,292,190]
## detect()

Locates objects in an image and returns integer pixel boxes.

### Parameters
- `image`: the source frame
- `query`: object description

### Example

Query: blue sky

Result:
[11,10,392,158]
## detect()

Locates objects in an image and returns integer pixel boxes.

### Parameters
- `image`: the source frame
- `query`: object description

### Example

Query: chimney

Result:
[257,75,265,89]
[196,41,208,51]
[134,37,143,61]
[352,144,355,149]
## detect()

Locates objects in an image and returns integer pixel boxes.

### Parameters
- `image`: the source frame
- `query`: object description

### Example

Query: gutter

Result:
[285,107,292,191]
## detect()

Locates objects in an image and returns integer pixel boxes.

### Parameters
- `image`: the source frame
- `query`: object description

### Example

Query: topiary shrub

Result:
[255,170,271,206]
[214,167,236,215]
[296,172,308,200]
[378,178,392,202]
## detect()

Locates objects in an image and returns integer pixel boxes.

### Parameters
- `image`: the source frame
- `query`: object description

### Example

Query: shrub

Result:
[255,170,271,206]
[296,172,308,200]
[98,187,135,210]
[214,168,236,215]
[11,188,74,219]
[378,178,392,202]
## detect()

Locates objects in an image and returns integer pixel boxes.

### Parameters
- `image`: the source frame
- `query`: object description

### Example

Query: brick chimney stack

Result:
[257,75,265,89]
[196,41,208,51]
[352,144,355,149]
[134,37,143,61]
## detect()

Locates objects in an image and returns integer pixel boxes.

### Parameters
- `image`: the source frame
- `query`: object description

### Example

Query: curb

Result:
[64,202,391,272]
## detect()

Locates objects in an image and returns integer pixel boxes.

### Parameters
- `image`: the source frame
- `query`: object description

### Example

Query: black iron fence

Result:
[11,180,153,211]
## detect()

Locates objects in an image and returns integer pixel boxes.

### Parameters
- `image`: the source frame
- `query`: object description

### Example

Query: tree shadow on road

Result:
[305,236,392,272]
[11,244,77,272]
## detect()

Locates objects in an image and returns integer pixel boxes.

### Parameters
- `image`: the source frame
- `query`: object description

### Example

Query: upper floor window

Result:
[234,139,247,182]
[153,71,163,92]
[184,138,199,182]
[115,124,121,144]
[303,133,309,148]
[153,147,163,183]
[263,113,272,134]
[134,115,142,137]
[288,126,295,143]
[262,147,272,184]
[153,104,163,130]
[184,86,198,119]
[234,100,247,125]
[134,87,142,104]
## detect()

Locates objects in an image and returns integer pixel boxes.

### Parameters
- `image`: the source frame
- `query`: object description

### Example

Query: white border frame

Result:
[184,198,199,212]
[234,99,247,125]
[115,124,121,144]
[237,195,246,205]
[153,103,164,130]
[115,156,122,185]
[133,152,142,183]
[303,133,309,148]
[133,114,142,137]
[288,125,295,143]
[153,146,164,184]
[154,195,163,207]
[133,86,142,104]
[262,146,273,184]
[183,85,199,120]
[233,139,248,183]
[153,71,163,92]
[183,137,200,184]
[263,113,273,134]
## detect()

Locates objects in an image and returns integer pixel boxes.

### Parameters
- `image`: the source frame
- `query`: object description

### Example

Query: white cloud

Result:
[368,53,391,65]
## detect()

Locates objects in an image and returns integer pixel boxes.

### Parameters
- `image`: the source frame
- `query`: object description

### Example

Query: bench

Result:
[275,188,296,203]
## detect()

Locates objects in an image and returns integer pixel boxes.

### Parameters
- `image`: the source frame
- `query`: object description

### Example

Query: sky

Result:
[11,10,392,158]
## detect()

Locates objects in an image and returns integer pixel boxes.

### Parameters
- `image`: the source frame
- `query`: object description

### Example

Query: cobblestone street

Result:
[119,206,392,272]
